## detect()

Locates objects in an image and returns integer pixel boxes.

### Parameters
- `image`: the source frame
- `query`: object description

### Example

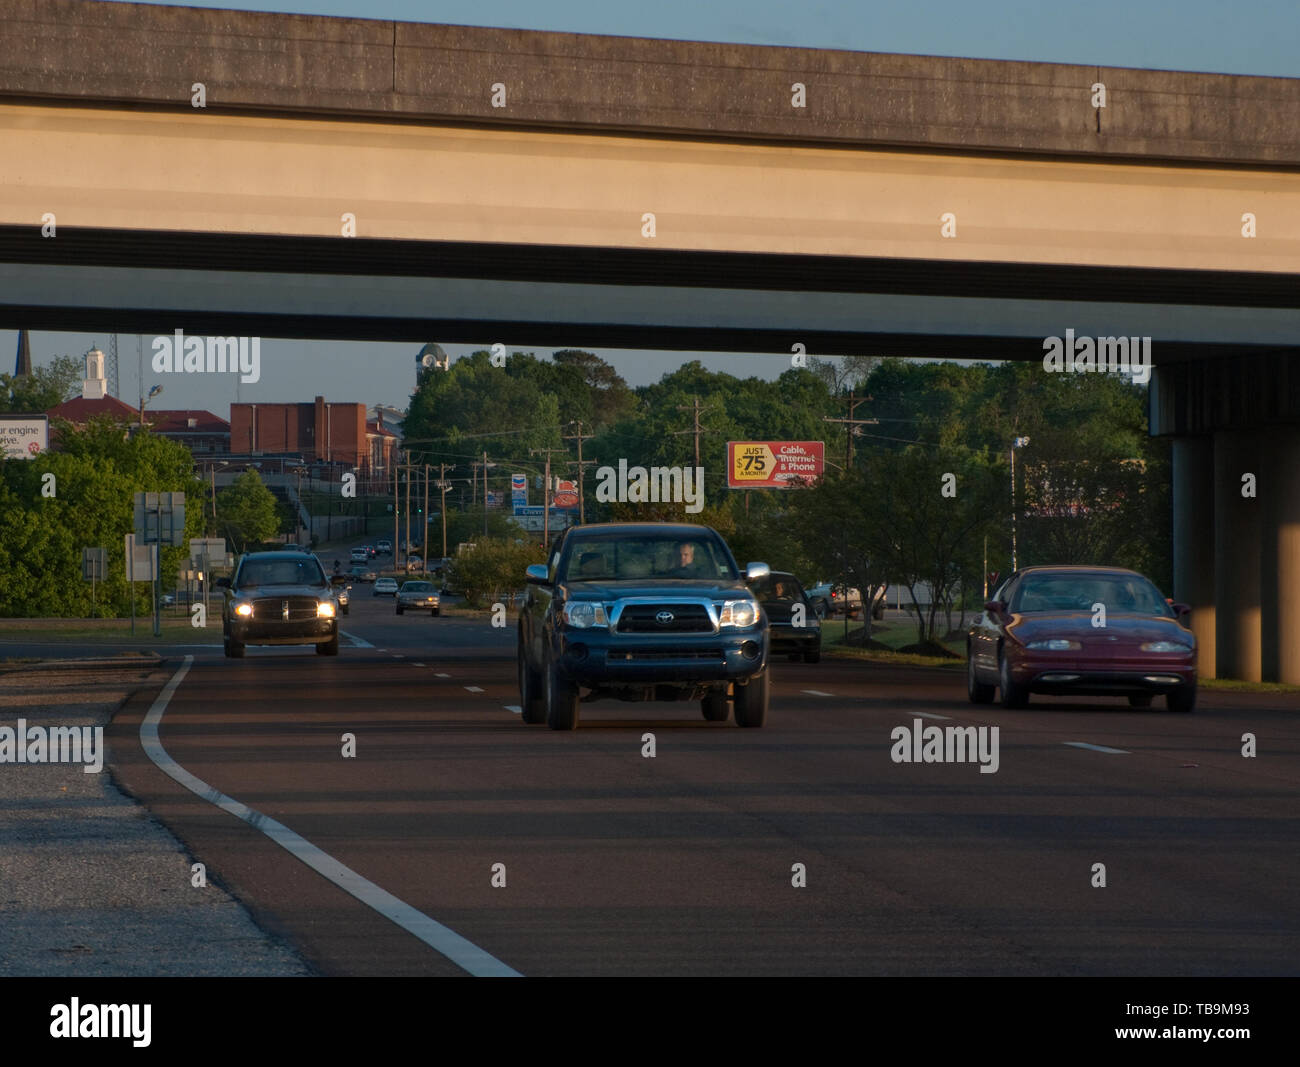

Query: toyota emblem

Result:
[655,610,674,625]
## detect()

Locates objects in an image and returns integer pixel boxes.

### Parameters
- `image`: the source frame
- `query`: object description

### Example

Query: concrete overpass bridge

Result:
[1,0,1298,680]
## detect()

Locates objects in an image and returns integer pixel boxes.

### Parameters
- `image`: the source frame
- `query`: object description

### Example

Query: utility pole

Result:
[437,463,454,558]
[392,458,399,568]
[823,391,877,470]
[423,464,429,574]
[563,420,597,524]
[531,447,568,551]
[674,396,703,469]
[404,462,411,558]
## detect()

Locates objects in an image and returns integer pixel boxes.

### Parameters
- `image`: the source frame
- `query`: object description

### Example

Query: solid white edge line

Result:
[913,711,952,721]
[340,631,374,648]
[1063,741,1130,754]
[139,655,521,978]
[504,705,522,715]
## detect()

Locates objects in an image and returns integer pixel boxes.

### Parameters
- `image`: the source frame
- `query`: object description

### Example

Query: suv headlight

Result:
[717,599,759,628]
[1026,639,1081,650]
[1141,640,1192,652]
[562,602,608,629]
[317,602,335,617]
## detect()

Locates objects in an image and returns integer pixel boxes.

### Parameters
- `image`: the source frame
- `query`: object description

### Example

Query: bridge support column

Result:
[1171,437,1215,678]
[1214,431,1263,682]
[1262,429,1300,683]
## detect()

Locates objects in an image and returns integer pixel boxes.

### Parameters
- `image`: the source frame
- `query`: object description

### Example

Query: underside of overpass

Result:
[2,0,1298,680]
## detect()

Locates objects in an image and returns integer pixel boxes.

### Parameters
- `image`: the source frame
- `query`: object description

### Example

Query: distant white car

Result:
[373,577,399,596]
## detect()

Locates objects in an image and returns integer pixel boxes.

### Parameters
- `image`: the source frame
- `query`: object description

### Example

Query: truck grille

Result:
[616,603,714,633]
[252,597,320,621]
[611,647,726,663]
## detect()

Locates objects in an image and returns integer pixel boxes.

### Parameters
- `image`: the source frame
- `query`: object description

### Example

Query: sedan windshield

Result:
[237,558,326,588]
[563,533,738,582]
[401,582,434,592]
[1012,573,1173,616]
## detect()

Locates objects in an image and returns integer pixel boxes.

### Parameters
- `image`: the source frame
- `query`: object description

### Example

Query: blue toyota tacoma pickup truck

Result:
[517,522,772,730]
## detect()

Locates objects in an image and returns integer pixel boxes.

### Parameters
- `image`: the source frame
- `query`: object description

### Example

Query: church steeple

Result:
[14,329,32,377]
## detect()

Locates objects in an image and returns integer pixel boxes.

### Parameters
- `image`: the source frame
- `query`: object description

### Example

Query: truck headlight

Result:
[718,600,759,628]
[562,602,608,629]
[317,602,336,618]
[234,603,253,617]
[1026,639,1080,650]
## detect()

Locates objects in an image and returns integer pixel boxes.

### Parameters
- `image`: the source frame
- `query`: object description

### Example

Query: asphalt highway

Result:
[102,589,1300,976]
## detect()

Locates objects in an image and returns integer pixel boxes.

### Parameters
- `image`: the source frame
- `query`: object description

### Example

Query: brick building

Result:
[230,397,393,473]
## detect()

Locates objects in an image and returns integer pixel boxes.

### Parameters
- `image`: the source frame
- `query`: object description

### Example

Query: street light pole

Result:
[1011,435,1030,571]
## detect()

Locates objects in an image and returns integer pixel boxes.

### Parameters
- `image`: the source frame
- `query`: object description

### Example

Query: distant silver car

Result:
[373,577,399,597]
[396,580,440,616]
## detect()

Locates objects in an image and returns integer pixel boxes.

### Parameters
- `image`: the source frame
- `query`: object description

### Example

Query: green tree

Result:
[0,418,202,617]
[446,538,545,607]
[216,471,282,552]
[0,355,86,413]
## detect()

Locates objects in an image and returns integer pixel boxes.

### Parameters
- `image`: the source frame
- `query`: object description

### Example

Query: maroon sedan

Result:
[967,566,1196,712]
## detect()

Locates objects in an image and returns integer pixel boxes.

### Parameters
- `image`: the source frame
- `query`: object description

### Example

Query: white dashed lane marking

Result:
[465,686,484,693]
[801,690,834,697]
[435,673,450,678]
[913,712,952,721]
[1064,742,1129,754]
[340,632,374,648]
[139,657,521,977]
[504,705,522,715]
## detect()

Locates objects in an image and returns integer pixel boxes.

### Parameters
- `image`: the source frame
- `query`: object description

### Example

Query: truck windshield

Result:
[237,558,326,588]
[563,534,738,582]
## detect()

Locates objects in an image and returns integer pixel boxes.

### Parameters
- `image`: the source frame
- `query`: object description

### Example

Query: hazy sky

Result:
[10,1,1293,413]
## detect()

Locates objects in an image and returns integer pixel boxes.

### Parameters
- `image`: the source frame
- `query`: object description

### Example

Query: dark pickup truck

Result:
[516,522,771,730]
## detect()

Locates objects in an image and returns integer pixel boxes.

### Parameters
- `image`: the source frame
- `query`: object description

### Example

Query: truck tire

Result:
[701,689,729,722]
[733,668,768,727]
[316,633,339,656]
[546,659,581,731]
[518,643,546,724]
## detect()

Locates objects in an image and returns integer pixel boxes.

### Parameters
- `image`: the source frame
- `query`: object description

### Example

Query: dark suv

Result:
[517,523,771,730]
[218,550,340,658]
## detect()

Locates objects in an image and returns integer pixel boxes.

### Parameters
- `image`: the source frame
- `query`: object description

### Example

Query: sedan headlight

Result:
[562,602,608,629]
[234,602,253,617]
[1026,639,1081,650]
[317,602,336,618]
[1140,640,1192,652]
[717,599,760,628]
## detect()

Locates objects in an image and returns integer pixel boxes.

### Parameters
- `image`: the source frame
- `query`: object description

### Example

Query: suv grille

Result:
[616,603,714,633]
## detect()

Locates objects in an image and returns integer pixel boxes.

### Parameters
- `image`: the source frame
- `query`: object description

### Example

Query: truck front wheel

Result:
[733,668,768,727]
[546,660,581,731]
[701,688,729,722]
